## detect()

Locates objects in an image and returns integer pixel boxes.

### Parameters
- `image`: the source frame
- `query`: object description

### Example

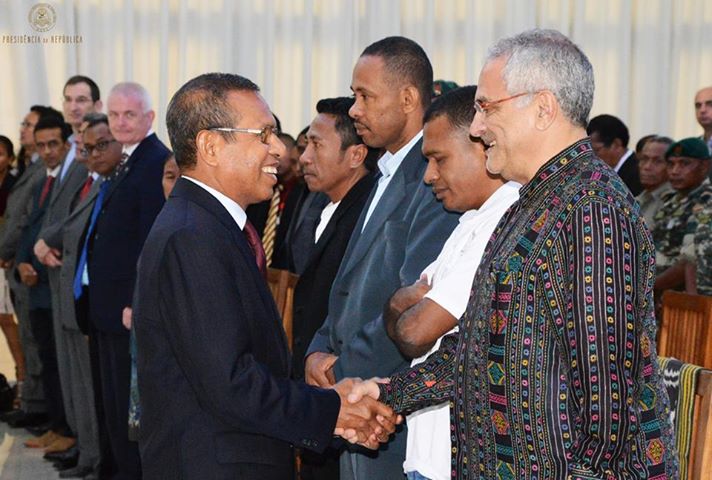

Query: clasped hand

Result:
[331,377,399,450]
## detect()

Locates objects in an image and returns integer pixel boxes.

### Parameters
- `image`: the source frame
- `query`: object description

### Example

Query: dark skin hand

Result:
[384,277,458,359]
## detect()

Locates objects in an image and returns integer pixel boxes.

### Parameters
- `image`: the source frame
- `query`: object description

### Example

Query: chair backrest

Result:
[266,267,299,351]
[659,291,712,369]
[689,369,712,480]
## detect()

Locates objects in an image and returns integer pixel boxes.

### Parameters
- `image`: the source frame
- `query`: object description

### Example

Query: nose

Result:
[349,99,361,120]
[300,143,313,167]
[268,134,285,158]
[470,111,486,138]
[423,158,438,185]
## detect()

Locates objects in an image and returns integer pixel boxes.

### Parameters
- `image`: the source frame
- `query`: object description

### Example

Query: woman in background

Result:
[0,136,23,403]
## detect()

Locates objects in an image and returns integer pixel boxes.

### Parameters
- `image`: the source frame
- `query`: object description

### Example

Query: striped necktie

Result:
[262,185,282,266]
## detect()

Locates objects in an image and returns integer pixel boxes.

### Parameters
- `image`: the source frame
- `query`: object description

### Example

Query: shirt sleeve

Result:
[378,332,458,414]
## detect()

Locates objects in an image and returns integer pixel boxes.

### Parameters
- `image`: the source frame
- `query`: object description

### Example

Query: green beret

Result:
[433,80,459,97]
[665,137,711,160]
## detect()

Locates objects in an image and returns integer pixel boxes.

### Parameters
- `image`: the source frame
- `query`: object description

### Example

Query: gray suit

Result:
[0,158,47,413]
[307,137,459,479]
[42,173,101,470]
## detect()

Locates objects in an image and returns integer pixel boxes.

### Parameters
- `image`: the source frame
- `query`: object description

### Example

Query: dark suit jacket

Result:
[16,174,56,309]
[291,173,375,379]
[617,152,643,196]
[134,178,340,480]
[87,133,169,334]
[0,159,45,261]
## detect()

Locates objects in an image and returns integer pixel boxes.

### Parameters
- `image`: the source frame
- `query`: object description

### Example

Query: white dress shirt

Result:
[314,200,340,243]
[613,148,634,173]
[403,181,520,480]
[361,131,423,231]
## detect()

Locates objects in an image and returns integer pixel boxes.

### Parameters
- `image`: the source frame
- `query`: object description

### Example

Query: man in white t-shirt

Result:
[383,85,520,480]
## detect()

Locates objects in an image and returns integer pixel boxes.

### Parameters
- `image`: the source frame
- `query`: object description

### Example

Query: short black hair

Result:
[424,85,477,131]
[64,75,101,102]
[316,97,362,150]
[586,114,630,148]
[166,73,259,169]
[315,96,379,171]
[362,36,433,109]
[278,132,295,148]
[0,136,14,158]
[30,105,64,123]
[34,115,73,141]
[84,113,109,130]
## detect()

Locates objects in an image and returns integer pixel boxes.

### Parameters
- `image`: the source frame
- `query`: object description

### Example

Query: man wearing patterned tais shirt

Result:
[349,29,677,479]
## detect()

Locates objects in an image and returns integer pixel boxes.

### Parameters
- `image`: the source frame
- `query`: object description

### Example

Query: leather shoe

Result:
[7,411,48,428]
[44,445,78,462]
[0,409,24,423]
[24,430,58,448]
[59,465,95,478]
[53,455,79,471]
[25,422,52,436]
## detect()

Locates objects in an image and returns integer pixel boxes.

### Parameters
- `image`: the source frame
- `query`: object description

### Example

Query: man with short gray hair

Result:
[350,28,677,479]
[77,81,170,479]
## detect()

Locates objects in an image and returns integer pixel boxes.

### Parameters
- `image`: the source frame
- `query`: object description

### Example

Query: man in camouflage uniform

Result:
[652,137,712,294]
[691,204,712,295]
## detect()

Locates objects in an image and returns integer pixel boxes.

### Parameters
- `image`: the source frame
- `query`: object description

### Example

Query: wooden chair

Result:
[266,267,299,351]
[659,291,712,370]
[689,369,712,479]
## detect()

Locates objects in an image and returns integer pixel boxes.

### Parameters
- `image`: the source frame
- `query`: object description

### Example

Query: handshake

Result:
[330,377,399,450]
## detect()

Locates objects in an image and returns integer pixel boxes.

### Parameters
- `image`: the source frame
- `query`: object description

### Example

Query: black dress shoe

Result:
[53,455,79,471]
[6,411,48,428]
[59,465,94,478]
[25,422,52,436]
[0,409,25,423]
[44,445,78,462]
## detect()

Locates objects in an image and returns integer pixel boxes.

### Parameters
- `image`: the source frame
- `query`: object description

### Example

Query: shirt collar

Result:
[377,130,423,178]
[46,164,61,177]
[613,148,634,172]
[122,129,154,158]
[182,175,247,229]
[459,181,521,223]
[519,138,593,201]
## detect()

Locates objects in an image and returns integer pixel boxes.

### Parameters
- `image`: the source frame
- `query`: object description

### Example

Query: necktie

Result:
[243,220,267,278]
[262,185,282,266]
[39,175,56,207]
[73,180,109,299]
[79,176,94,202]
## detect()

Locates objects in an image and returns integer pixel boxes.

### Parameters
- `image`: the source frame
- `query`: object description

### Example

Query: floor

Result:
[0,336,62,479]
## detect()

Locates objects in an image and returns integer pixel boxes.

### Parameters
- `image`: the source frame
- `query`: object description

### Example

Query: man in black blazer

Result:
[133,73,397,480]
[75,82,170,480]
[587,114,643,195]
[292,97,377,380]
[293,98,377,480]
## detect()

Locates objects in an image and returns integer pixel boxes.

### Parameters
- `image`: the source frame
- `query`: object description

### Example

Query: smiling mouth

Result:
[262,166,278,175]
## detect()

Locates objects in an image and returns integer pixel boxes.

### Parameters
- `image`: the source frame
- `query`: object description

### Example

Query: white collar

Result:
[377,130,424,178]
[122,129,154,158]
[182,175,247,229]
[613,148,634,172]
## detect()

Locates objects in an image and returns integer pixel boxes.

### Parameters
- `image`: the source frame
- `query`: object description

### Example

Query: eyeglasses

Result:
[20,121,36,129]
[35,140,63,151]
[474,91,533,115]
[83,139,118,156]
[208,125,279,145]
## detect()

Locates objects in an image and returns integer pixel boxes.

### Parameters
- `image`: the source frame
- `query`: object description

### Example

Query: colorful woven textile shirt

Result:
[380,139,678,479]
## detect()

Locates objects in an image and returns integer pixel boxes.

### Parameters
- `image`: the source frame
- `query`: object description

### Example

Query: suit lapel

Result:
[173,180,290,359]
[339,139,426,277]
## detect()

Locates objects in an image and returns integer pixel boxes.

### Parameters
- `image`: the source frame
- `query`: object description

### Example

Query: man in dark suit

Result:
[587,114,643,195]
[16,115,74,448]
[0,106,62,428]
[74,82,169,480]
[37,114,122,478]
[292,96,376,380]
[134,73,397,480]
[294,98,377,479]
[305,37,460,479]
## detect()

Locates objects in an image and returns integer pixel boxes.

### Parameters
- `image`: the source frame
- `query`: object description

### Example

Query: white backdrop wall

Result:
[1,0,710,151]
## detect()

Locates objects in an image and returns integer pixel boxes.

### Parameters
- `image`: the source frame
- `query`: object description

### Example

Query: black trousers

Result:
[90,329,141,480]
[28,307,67,433]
